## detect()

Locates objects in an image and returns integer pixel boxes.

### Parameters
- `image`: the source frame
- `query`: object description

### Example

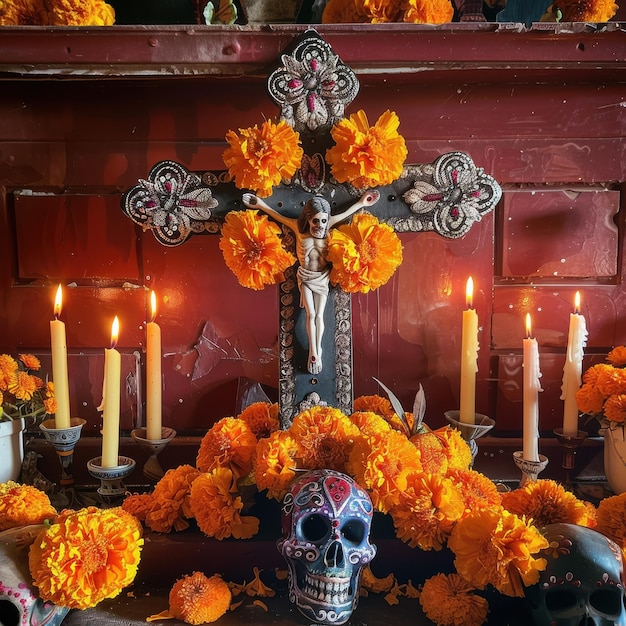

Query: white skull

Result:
[526,523,626,626]
[278,469,376,625]
[0,525,69,626]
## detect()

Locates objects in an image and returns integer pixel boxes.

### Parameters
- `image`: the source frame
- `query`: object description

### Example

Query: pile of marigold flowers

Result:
[0,0,115,25]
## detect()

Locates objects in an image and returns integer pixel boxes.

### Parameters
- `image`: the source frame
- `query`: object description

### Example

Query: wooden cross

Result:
[121,30,501,428]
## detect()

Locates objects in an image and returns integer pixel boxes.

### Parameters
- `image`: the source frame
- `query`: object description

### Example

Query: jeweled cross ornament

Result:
[122,30,501,427]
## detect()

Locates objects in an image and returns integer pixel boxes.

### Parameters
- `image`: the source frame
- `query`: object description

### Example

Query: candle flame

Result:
[54,284,63,319]
[111,316,120,349]
[574,290,581,314]
[465,276,474,309]
[525,312,532,339]
[150,290,157,323]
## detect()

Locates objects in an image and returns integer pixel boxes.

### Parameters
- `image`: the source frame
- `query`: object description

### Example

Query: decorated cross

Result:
[121,30,501,428]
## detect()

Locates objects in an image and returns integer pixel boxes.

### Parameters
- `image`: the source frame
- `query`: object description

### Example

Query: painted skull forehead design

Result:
[278,469,376,626]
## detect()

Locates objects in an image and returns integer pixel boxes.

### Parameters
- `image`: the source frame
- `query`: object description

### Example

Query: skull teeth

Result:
[302,574,351,606]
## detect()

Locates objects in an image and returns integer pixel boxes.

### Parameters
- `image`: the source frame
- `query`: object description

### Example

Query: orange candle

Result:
[522,313,542,462]
[100,317,121,468]
[146,291,162,441]
[50,285,71,429]
[460,277,479,424]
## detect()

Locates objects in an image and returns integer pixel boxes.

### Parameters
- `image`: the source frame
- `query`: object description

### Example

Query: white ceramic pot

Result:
[0,418,25,483]
[601,424,626,495]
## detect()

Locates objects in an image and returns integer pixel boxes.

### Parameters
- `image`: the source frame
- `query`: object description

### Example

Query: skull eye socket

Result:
[301,513,331,543]
[342,519,366,545]
[545,588,578,612]
[589,588,625,617]
[0,599,21,626]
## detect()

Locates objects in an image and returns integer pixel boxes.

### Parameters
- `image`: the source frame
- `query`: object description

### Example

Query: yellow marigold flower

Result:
[0,481,57,531]
[404,0,454,24]
[348,410,392,437]
[447,468,502,514]
[254,430,303,501]
[362,0,404,21]
[448,507,548,597]
[348,428,423,513]
[604,394,626,423]
[326,109,407,190]
[0,0,48,24]
[146,464,200,533]
[122,493,154,522]
[219,210,296,291]
[9,371,40,401]
[420,573,489,626]
[390,470,465,551]
[501,479,593,528]
[596,492,626,549]
[223,119,303,198]
[19,354,41,370]
[554,0,618,21]
[189,468,260,540]
[435,426,473,471]
[168,572,231,625]
[238,401,280,439]
[608,346,626,367]
[28,506,143,610]
[289,405,360,473]
[576,381,606,414]
[196,417,257,480]
[327,212,403,294]
[46,0,115,25]
[0,354,18,390]
[353,394,396,420]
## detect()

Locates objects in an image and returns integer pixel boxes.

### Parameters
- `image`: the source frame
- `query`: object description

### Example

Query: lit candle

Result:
[50,285,71,429]
[561,291,588,437]
[146,290,162,441]
[460,276,479,425]
[523,313,542,462]
[100,316,121,468]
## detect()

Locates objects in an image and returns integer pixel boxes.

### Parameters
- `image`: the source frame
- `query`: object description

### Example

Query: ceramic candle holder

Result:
[131,427,176,481]
[444,410,495,463]
[87,456,135,501]
[513,451,549,487]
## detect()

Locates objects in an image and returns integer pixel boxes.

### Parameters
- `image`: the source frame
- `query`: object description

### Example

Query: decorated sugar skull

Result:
[526,523,626,626]
[278,469,376,625]
[0,525,69,626]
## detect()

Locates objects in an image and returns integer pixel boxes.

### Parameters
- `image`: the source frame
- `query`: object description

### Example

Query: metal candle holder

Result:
[553,428,588,489]
[87,456,136,502]
[131,427,176,481]
[513,451,549,487]
[444,410,495,463]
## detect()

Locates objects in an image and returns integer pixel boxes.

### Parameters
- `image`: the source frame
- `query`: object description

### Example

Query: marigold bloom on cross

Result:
[122,30,501,427]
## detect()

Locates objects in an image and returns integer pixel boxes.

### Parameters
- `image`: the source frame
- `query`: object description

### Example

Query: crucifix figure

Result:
[242,190,380,375]
[122,30,501,427]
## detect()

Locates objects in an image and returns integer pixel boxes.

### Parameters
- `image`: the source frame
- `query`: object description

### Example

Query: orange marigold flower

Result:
[327,212,403,294]
[223,119,303,198]
[576,381,606,415]
[0,0,48,24]
[501,479,593,528]
[409,431,448,474]
[348,410,392,437]
[238,401,280,440]
[19,354,41,370]
[608,346,626,367]
[169,572,231,625]
[322,0,369,22]
[254,430,303,501]
[0,481,57,531]
[391,471,465,551]
[219,210,296,291]
[9,371,39,401]
[361,0,404,21]
[43,381,57,414]
[326,109,407,190]
[189,467,260,540]
[353,394,396,419]
[46,0,115,25]
[596,492,626,549]
[404,0,454,24]
[289,405,360,473]
[448,507,548,597]
[0,354,18,390]
[122,493,154,522]
[146,464,200,533]
[420,573,489,626]
[604,394,626,423]
[435,426,473,471]
[196,417,257,480]
[447,468,502,514]
[597,366,626,397]
[554,0,618,21]
[28,506,143,610]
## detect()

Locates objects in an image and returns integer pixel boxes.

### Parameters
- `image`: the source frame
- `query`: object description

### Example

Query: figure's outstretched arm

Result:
[329,189,381,227]
[242,192,293,228]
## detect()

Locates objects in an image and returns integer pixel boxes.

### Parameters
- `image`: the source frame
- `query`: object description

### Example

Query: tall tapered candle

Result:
[146,290,162,441]
[460,276,479,424]
[523,313,542,462]
[100,316,121,468]
[561,291,587,437]
[50,284,71,429]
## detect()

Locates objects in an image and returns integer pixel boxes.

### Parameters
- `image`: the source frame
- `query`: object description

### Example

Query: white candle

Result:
[50,285,71,429]
[460,276,479,425]
[522,313,542,462]
[146,290,162,441]
[561,291,587,437]
[100,316,121,468]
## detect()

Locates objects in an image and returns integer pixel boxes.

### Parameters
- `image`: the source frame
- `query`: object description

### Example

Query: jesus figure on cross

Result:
[243,190,380,375]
